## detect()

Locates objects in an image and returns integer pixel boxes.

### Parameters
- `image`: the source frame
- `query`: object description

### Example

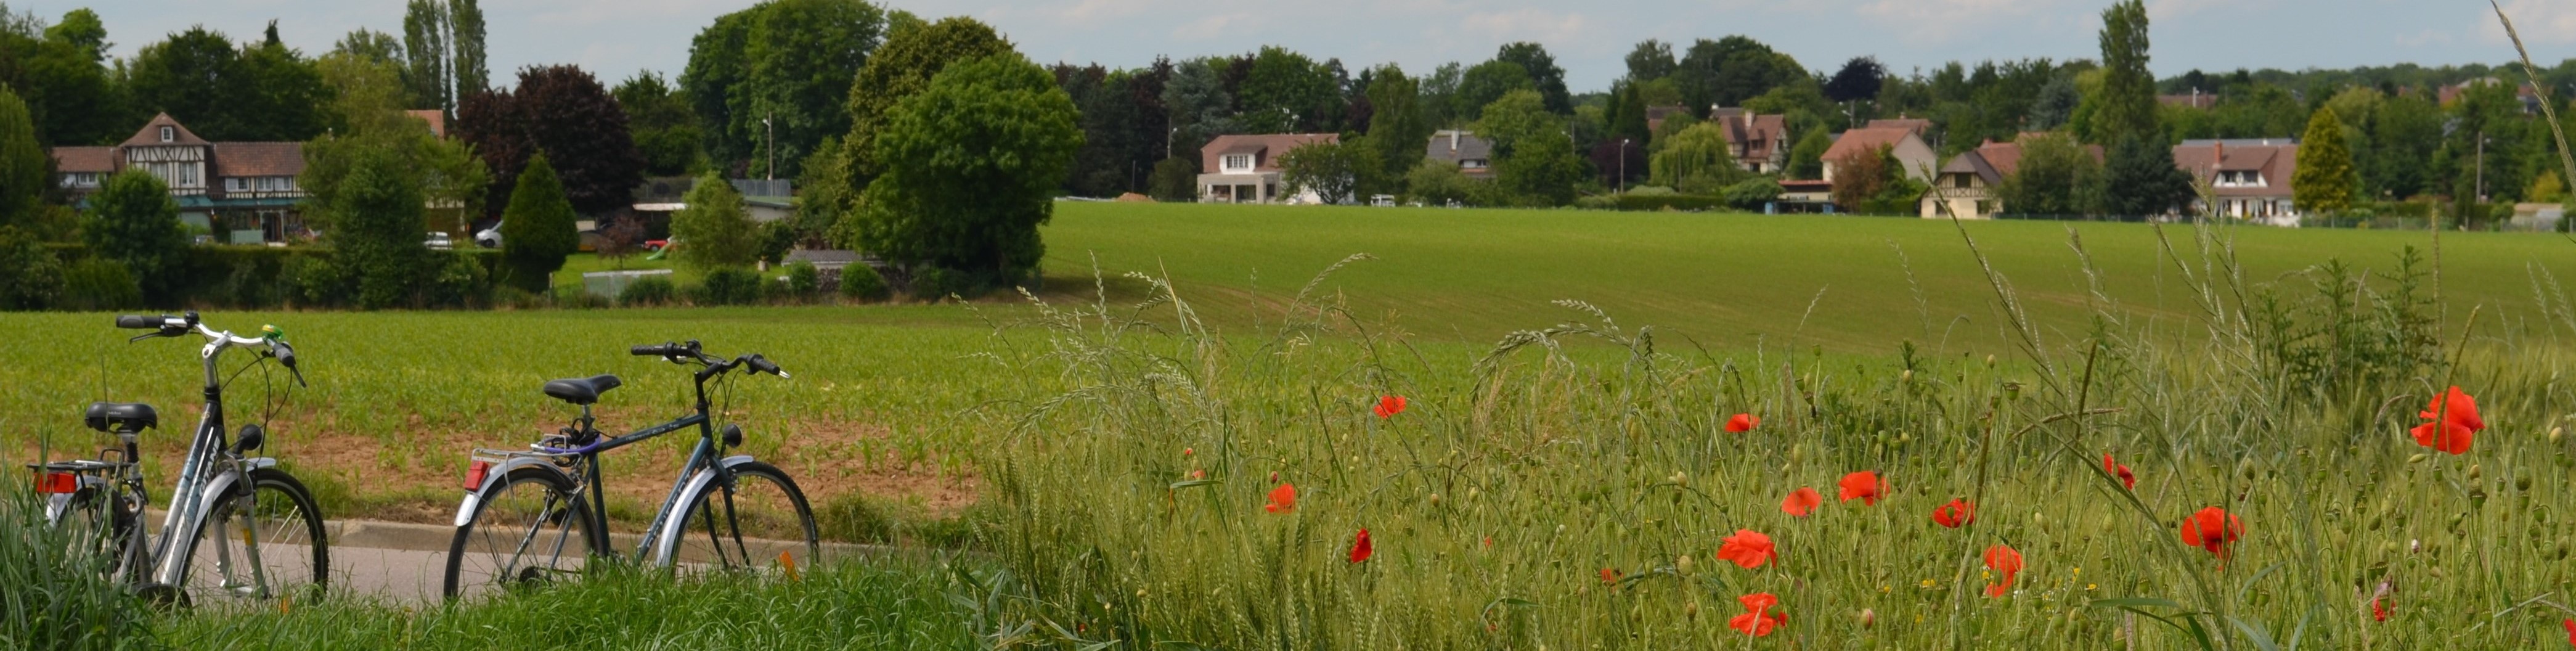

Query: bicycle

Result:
[442,340,817,599]
[26,312,328,607]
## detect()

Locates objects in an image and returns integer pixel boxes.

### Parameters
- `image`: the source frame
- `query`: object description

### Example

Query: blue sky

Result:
[18,0,2576,92]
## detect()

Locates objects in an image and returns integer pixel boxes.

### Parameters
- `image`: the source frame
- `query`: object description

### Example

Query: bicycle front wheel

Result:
[659,461,818,576]
[177,468,328,605]
[444,465,601,600]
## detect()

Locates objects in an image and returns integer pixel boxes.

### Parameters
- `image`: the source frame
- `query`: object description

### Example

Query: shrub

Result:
[1612,194,1730,211]
[909,266,961,301]
[425,252,491,308]
[81,169,186,300]
[283,255,346,308]
[0,226,62,309]
[838,263,891,302]
[1719,178,1785,210]
[670,173,758,270]
[759,275,795,305]
[58,258,141,311]
[619,275,677,306]
[785,261,821,298]
[757,219,797,266]
[691,267,762,306]
[214,257,275,308]
[498,154,581,292]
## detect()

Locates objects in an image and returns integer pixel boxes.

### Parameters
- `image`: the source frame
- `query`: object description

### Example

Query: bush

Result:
[757,220,797,266]
[59,258,141,311]
[425,252,491,308]
[838,264,891,302]
[283,255,346,308]
[691,267,762,306]
[0,226,62,309]
[1719,178,1785,210]
[619,275,677,306]
[1611,194,1731,211]
[759,275,795,304]
[909,266,963,301]
[785,261,821,297]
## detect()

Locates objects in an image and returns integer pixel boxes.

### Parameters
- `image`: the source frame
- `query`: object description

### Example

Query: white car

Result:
[425,232,454,250]
[475,223,502,248]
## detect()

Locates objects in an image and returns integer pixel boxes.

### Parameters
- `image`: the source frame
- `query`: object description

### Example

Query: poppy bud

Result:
[1136,588,1147,598]
[2552,426,2565,442]
[1984,354,1996,367]
[2517,477,2533,491]
[1270,470,1280,482]
[1670,471,1689,486]
[1859,608,1877,628]
[1900,369,1913,383]
[2406,452,2426,464]
[2468,464,2482,480]
[1685,600,1700,619]
[1676,554,1694,575]
[1429,493,1442,507]
[1466,486,1479,500]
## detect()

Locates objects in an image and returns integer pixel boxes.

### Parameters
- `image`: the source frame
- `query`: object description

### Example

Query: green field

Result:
[7,203,2576,649]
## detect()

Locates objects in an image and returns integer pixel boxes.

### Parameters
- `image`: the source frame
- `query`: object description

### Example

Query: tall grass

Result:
[0,486,156,650]
[966,226,2576,649]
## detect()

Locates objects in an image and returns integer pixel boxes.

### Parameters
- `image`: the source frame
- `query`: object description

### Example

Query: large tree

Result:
[1995,133,2103,216]
[1624,39,1676,83]
[846,53,1079,287]
[329,145,431,309]
[2292,106,2355,216]
[615,71,703,176]
[1454,60,1533,122]
[0,86,43,227]
[449,0,487,95]
[126,27,330,142]
[0,8,124,146]
[2092,0,2158,145]
[669,173,758,269]
[680,0,886,178]
[403,0,450,112]
[2100,134,2195,218]
[1647,121,1737,191]
[1363,65,1430,176]
[1161,57,1236,158]
[82,168,186,300]
[305,51,487,234]
[1493,42,1571,115]
[1277,139,1372,205]
[1674,36,1804,113]
[496,154,578,290]
[1234,46,1339,133]
[1477,89,1584,206]
[457,65,646,217]
[840,17,1012,187]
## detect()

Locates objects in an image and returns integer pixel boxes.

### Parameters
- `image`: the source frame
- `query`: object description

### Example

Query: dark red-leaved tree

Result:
[454,65,646,219]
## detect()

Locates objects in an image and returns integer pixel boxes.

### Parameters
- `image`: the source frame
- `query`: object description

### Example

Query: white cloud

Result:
[1458,8,1597,47]
[2484,0,2576,45]
[1857,0,2056,44]
[1172,12,1249,41]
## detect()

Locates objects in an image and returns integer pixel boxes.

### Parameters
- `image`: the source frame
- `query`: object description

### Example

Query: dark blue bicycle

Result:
[441,340,817,599]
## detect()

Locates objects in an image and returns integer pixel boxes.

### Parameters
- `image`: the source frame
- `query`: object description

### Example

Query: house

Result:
[1424,130,1494,179]
[1774,179,1836,214]
[1708,108,1791,174]
[1644,105,1691,134]
[2172,138,2300,226]
[1197,133,1339,203]
[1864,118,1931,137]
[2437,78,2544,114]
[406,109,448,139]
[49,113,308,244]
[1819,126,1938,185]
[1919,134,2103,219]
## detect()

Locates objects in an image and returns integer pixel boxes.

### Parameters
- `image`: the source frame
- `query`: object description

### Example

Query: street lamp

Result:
[1618,138,1631,194]
[762,114,775,182]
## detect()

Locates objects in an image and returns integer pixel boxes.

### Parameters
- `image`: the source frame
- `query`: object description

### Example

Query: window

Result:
[178,164,198,187]
[259,176,285,191]
[1462,158,1488,170]
[1221,154,1253,171]
[159,126,174,142]
[226,178,250,192]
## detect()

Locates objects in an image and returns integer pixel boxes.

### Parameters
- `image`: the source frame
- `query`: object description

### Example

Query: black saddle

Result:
[542,375,624,406]
[84,402,158,433]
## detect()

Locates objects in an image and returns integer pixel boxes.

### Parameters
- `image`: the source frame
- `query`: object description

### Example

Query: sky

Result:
[17,0,2576,93]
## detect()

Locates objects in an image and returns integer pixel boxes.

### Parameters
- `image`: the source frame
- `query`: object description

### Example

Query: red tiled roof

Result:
[2172,140,2299,198]
[406,110,447,139]
[120,113,210,147]
[1865,118,1931,136]
[51,146,116,173]
[1199,133,1338,174]
[213,142,306,178]
[1822,127,1915,163]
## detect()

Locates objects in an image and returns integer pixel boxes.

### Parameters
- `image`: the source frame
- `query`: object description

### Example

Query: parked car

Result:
[475,223,502,248]
[425,232,454,250]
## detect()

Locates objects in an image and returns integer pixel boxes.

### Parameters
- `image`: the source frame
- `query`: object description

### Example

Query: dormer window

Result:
[159,126,174,142]
[1221,154,1253,172]
[1461,158,1488,170]
[2215,170,2264,188]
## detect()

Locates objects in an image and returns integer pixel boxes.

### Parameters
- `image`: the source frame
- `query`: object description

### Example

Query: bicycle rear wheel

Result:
[177,468,328,606]
[658,461,818,576]
[444,465,601,600]
[50,484,142,579]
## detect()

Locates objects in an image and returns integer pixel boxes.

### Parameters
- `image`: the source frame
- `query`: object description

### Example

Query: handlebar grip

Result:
[631,343,677,357]
[115,315,158,329]
[746,354,785,377]
[274,342,299,369]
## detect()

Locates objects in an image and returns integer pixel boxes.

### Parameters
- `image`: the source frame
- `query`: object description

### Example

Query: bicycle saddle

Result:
[541,375,624,406]
[84,402,157,433]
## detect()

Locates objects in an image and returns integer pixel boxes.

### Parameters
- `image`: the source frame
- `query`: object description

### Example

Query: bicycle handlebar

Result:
[631,340,788,379]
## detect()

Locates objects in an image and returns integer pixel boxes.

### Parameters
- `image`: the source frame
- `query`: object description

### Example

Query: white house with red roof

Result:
[1196,133,1339,204]
[49,113,310,244]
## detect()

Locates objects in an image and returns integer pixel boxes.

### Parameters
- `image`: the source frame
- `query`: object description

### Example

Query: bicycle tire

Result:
[657,461,819,575]
[444,465,602,600]
[52,485,141,579]
[174,467,328,605]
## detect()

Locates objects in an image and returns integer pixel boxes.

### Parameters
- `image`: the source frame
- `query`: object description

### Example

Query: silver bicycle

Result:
[28,312,327,607]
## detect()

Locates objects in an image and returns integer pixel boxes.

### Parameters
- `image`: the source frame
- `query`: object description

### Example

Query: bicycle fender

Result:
[454,457,579,528]
[649,455,759,565]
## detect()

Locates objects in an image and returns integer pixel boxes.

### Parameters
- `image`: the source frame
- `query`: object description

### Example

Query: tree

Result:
[847,53,1079,289]
[1363,65,1430,176]
[796,136,853,244]
[1234,46,1339,133]
[2092,0,2158,145]
[2100,134,2195,218]
[1454,60,1533,122]
[1404,159,1478,206]
[615,70,704,176]
[0,226,61,309]
[329,146,431,309]
[457,65,646,217]
[1278,140,1371,205]
[449,0,487,94]
[1494,42,1571,114]
[1477,90,1585,206]
[597,215,645,268]
[2026,75,2079,131]
[1590,139,1647,188]
[82,169,186,299]
[841,17,1011,186]
[332,28,404,66]
[403,0,450,112]
[1605,83,1651,145]
[2293,106,2355,216]
[681,0,887,178]
[305,49,487,238]
[126,27,330,142]
[1995,133,2102,216]
[2366,92,2442,199]
[1649,121,1738,192]
[1624,39,1676,83]
[0,7,124,146]
[1147,156,1199,202]
[670,173,759,269]
[1787,129,1830,180]
[1823,56,1885,118]
[1162,57,1237,157]
[497,154,579,290]
[1674,36,1804,113]
[0,86,44,227]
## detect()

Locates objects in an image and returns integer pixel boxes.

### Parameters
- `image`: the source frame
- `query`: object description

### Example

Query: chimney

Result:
[1448,131,1459,153]
[2213,141,2225,181]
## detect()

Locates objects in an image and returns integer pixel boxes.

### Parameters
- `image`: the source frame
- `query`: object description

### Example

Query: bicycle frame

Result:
[460,358,746,562]
[144,322,290,592]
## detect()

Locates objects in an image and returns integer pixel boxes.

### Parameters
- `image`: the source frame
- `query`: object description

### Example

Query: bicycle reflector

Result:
[463,461,492,491]
[36,472,78,494]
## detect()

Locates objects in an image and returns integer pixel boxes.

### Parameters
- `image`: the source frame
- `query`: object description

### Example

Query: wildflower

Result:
[1983,544,2023,598]
[1726,413,1759,433]
[2371,595,2387,622]
[2410,387,2484,455]
[1599,568,1622,584]
[1780,487,1822,517]
[1348,528,1372,563]
[2103,453,2135,489]
[1189,469,1206,480]
[1265,483,1297,514]
[1727,592,1785,637]
[1839,471,1885,506]
[2180,506,2244,561]
[1183,447,1194,457]
[1931,499,1976,528]
[1373,395,1409,419]
[1858,608,1876,629]
[2563,618,2573,645]
[1717,529,1777,568]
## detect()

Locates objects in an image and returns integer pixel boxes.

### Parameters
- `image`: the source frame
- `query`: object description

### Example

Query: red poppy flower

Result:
[1983,544,2022,598]
[1726,413,1759,433]
[2371,595,2387,622]
[2562,618,2573,645]
[1931,499,1975,528]
[1348,528,1372,563]
[1727,592,1785,637]
[1189,469,1206,480]
[1373,395,1409,419]
[1264,483,1297,514]
[2179,506,2244,560]
[1717,529,1777,568]
[1599,568,1621,584]
[1780,487,1822,517]
[2103,454,2135,490]
[2410,387,2484,455]
[1838,471,1885,506]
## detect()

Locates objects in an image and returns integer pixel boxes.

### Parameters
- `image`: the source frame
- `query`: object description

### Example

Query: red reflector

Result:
[463,461,492,491]
[36,472,78,494]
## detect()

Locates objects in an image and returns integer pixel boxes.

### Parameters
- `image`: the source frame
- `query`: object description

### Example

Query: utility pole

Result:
[764,113,775,182]
[1618,138,1631,194]
[2476,129,2486,203]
